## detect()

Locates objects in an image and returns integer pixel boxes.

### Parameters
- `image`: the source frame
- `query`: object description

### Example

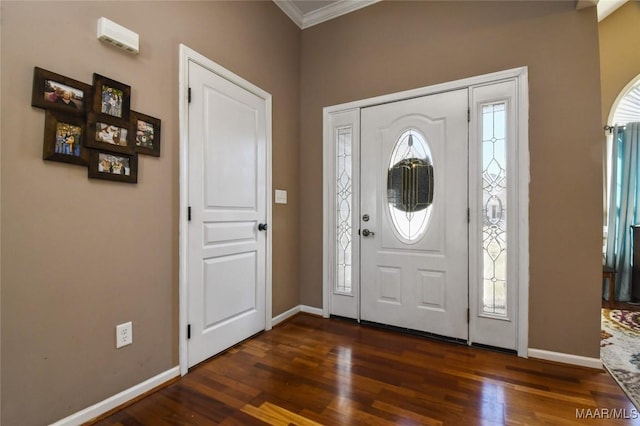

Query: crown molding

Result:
[576,0,597,10]
[273,0,304,28]
[303,0,382,29]
[274,0,382,29]
[278,0,626,28]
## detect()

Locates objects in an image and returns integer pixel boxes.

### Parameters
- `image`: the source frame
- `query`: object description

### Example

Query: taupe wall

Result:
[0,2,300,425]
[0,1,607,423]
[300,1,603,357]
[599,1,640,124]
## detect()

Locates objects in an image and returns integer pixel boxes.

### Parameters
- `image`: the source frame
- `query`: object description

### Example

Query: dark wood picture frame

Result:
[86,112,134,155]
[32,67,92,114]
[92,73,131,120]
[88,150,138,183]
[43,110,90,166]
[131,110,161,157]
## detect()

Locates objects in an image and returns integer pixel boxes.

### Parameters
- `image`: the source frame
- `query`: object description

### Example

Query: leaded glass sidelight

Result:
[336,126,352,293]
[387,130,433,242]
[482,103,507,316]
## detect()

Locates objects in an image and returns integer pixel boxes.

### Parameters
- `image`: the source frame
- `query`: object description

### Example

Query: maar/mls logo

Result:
[576,408,639,419]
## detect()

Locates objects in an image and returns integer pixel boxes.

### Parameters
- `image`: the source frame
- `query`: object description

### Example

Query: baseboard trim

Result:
[271,305,302,326]
[271,305,324,326]
[50,366,180,426]
[528,348,602,370]
[300,305,323,316]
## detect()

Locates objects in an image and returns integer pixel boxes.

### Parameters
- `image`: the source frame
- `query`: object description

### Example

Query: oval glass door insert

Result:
[387,129,433,242]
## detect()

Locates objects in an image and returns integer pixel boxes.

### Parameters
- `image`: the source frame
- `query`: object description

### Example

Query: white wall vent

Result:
[97,17,139,55]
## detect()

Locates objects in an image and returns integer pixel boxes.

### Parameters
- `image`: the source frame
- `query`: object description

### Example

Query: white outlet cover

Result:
[116,321,133,348]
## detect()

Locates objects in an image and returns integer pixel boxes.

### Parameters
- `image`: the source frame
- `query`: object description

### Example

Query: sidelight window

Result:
[336,126,353,293]
[482,103,507,316]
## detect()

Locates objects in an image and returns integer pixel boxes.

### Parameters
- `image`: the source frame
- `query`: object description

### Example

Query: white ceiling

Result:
[293,0,337,15]
[274,0,628,29]
[597,0,628,21]
[274,0,380,29]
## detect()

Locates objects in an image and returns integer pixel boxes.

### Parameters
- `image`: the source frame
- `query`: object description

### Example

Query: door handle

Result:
[258,223,268,231]
[362,229,375,237]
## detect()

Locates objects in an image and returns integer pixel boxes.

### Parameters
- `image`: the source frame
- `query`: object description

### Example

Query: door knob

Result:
[258,223,268,231]
[362,229,375,237]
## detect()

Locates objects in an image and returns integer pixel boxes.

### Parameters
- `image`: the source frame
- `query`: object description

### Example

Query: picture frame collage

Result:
[32,67,161,183]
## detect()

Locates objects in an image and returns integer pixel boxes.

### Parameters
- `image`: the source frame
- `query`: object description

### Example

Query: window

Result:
[336,126,353,293]
[612,81,640,125]
[482,103,507,316]
[386,129,433,243]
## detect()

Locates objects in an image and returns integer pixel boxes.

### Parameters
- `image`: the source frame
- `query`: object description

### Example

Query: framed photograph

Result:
[131,111,161,157]
[86,112,133,155]
[43,110,89,166]
[88,150,138,183]
[32,67,92,114]
[92,73,131,120]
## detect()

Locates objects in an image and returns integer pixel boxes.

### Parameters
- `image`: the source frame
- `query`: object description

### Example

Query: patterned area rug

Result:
[601,309,640,409]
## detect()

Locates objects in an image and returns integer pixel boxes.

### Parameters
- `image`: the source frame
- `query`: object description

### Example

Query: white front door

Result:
[187,59,268,367]
[360,89,469,340]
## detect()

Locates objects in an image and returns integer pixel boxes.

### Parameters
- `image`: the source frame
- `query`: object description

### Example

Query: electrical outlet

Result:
[116,321,133,348]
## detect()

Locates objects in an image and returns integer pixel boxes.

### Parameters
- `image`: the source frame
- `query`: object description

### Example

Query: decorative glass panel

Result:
[336,126,352,293]
[387,129,433,242]
[482,103,507,316]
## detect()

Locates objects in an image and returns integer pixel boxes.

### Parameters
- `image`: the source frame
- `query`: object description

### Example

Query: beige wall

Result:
[300,1,603,357]
[0,2,300,425]
[0,0,608,423]
[599,1,640,124]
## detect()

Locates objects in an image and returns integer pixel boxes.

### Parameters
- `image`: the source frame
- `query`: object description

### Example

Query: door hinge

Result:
[467,107,470,123]
[467,308,470,323]
[188,206,192,221]
[467,208,470,223]
[187,324,191,339]
[188,87,192,103]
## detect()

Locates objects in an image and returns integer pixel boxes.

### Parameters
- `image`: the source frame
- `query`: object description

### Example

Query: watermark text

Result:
[576,408,639,420]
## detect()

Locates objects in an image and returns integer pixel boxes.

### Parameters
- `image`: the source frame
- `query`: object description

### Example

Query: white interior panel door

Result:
[187,60,267,367]
[360,89,469,340]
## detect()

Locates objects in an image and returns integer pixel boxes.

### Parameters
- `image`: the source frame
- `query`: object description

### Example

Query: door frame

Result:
[322,67,529,357]
[178,44,273,376]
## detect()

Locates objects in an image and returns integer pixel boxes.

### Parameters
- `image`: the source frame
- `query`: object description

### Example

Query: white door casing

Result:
[360,90,469,339]
[179,45,272,373]
[323,67,529,355]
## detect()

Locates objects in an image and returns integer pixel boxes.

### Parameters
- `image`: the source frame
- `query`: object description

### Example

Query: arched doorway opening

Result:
[603,74,640,303]
[601,73,640,409]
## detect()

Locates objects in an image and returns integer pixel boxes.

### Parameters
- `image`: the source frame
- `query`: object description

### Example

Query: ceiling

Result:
[274,0,628,29]
[293,0,338,15]
[596,0,628,20]
[274,0,380,29]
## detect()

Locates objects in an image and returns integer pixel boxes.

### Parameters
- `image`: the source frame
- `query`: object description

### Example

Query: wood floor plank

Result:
[241,401,322,426]
[90,314,640,425]
[371,400,443,425]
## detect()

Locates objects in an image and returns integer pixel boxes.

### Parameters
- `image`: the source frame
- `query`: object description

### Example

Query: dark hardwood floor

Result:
[91,314,639,425]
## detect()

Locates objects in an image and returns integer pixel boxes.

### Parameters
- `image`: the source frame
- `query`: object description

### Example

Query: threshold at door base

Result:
[359,320,467,346]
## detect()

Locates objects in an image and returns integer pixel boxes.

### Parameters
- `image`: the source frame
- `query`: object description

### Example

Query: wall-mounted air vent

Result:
[97,17,139,55]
